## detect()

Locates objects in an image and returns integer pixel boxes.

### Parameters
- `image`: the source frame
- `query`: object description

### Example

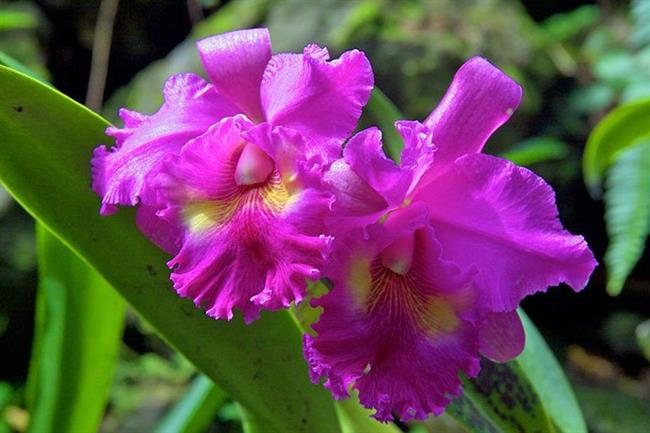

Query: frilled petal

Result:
[414,153,597,312]
[92,73,239,215]
[418,57,522,187]
[306,208,481,421]
[156,117,330,322]
[260,45,373,143]
[478,311,525,362]
[197,28,271,121]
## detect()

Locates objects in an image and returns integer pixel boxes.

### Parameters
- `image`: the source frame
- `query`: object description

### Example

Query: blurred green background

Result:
[0,0,649,432]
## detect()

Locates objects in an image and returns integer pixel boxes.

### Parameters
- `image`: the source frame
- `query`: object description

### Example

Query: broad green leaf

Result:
[0,55,121,433]
[155,375,227,433]
[366,88,404,162]
[501,136,570,167]
[238,403,283,433]
[582,98,650,196]
[0,9,38,32]
[517,311,586,433]
[0,51,48,83]
[447,360,555,433]
[603,139,650,295]
[448,310,587,433]
[103,0,269,118]
[26,225,126,433]
[0,65,340,433]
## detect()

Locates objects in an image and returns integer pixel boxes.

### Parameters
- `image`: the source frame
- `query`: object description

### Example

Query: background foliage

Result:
[0,1,648,432]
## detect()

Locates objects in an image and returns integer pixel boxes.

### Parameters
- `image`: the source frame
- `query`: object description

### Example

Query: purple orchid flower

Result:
[91,28,373,322]
[304,57,597,421]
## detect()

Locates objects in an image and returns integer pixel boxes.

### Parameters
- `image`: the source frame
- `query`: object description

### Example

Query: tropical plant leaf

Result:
[155,375,227,433]
[501,136,570,167]
[25,225,126,433]
[447,359,555,433]
[517,311,586,433]
[603,139,650,295]
[447,310,588,433]
[0,9,38,32]
[2,45,122,433]
[0,65,340,433]
[583,98,650,196]
[237,403,284,433]
[0,51,48,83]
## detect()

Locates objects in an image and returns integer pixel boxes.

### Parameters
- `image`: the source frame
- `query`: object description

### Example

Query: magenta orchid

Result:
[304,57,597,421]
[91,28,373,322]
[91,26,596,422]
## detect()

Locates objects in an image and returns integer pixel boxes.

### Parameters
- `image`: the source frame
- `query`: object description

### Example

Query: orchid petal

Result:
[478,310,525,362]
[415,153,597,312]
[419,57,522,186]
[197,28,272,121]
[261,45,373,143]
[92,73,238,215]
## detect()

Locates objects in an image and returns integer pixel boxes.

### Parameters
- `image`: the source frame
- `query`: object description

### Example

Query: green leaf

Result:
[501,136,570,167]
[517,311,586,433]
[155,375,227,433]
[365,88,404,162]
[603,139,650,295]
[0,9,38,32]
[0,65,340,433]
[238,403,283,433]
[26,225,126,433]
[447,360,555,433]
[448,311,587,433]
[0,51,48,83]
[583,98,650,197]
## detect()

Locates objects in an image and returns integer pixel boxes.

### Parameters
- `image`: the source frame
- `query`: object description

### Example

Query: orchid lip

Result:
[234,142,274,186]
[380,233,415,275]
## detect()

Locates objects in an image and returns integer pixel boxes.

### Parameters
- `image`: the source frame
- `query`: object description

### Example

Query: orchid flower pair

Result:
[92,28,596,421]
